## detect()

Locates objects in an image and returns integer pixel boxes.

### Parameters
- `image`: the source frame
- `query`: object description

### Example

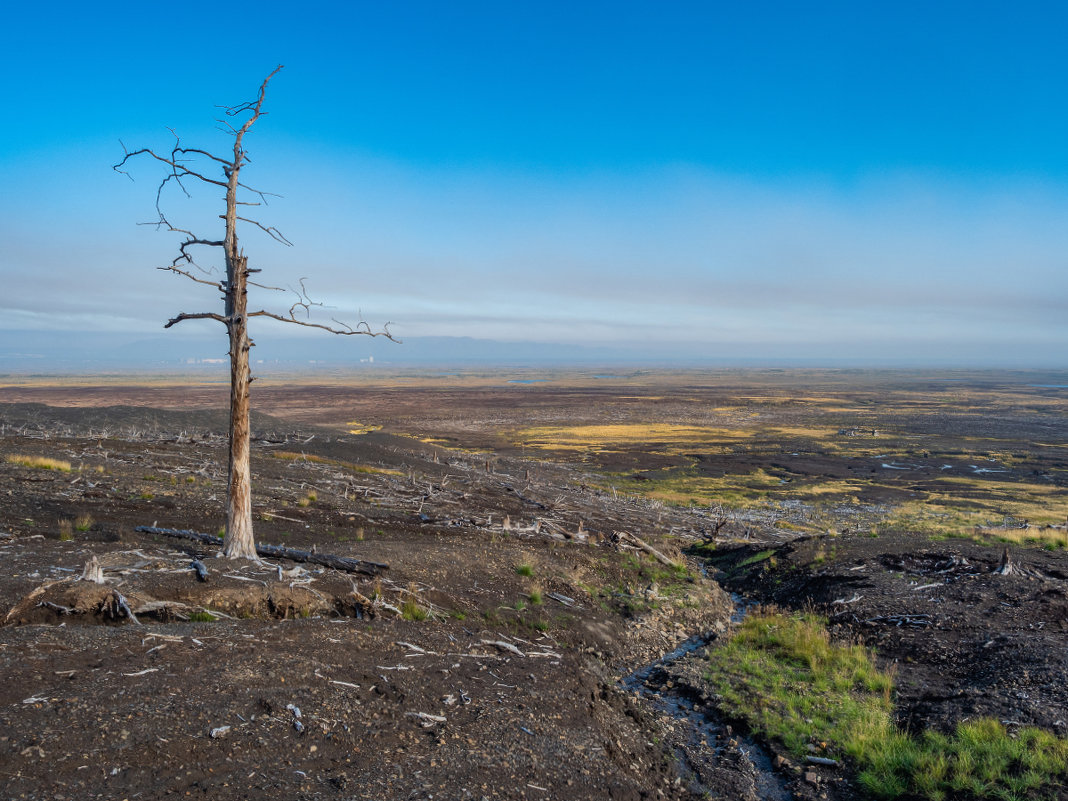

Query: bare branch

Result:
[163,312,228,329]
[248,280,287,292]
[114,144,227,189]
[235,182,282,205]
[287,276,320,319]
[233,215,292,246]
[157,265,225,290]
[247,309,399,341]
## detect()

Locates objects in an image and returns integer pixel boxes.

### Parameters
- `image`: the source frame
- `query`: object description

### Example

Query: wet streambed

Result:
[622,594,793,800]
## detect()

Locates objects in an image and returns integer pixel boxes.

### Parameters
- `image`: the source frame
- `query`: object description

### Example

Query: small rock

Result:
[805,771,820,787]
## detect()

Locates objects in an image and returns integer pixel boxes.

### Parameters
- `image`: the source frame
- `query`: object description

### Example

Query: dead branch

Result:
[248,309,398,340]
[135,525,388,575]
[615,531,684,570]
[190,560,209,582]
[481,639,525,657]
[110,590,141,625]
[164,312,228,329]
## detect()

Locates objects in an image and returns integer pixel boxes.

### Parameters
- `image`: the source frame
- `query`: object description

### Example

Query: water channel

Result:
[622,593,793,800]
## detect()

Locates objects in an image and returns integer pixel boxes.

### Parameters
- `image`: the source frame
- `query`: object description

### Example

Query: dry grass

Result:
[515,423,753,451]
[346,421,383,435]
[6,454,72,472]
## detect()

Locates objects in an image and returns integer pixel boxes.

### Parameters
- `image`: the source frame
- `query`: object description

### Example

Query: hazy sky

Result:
[2,1,1066,365]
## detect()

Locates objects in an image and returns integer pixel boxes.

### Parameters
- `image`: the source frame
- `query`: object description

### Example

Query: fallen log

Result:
[134,526,389,575]
[615,530,684,570]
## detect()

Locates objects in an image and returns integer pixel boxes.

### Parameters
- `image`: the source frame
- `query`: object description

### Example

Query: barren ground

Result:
[0,369,1065,800]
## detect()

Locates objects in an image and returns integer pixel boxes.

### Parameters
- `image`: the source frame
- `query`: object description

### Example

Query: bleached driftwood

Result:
[482,639,525,657]
[616,531,684,570]
[80,555,105,584]
[110,590,141,625]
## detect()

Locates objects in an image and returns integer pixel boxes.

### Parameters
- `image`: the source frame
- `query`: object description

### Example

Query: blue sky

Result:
[2,1,1066,365]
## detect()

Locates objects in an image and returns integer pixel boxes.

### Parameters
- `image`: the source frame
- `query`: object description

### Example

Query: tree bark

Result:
[223,271,255,558]
[220,121,256,559]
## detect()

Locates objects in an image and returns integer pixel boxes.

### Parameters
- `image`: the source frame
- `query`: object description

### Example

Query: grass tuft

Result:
[401,581,429,621]
[515,563,535,578]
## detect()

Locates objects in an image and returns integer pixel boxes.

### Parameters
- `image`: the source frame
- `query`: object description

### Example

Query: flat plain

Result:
[0,368,1065,800]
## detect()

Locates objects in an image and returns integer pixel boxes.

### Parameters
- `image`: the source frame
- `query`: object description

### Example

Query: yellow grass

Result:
[346,422,383,435]
[6,454,72,472]
[767,425,839,438]
[609,468,784,508]
[515,423,753,450]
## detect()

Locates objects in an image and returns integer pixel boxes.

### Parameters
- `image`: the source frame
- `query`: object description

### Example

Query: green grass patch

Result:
[705,611,894,759]
[515,563,534,577]
[736,549,776,569]
[862,719,1068,800]
[188,610,218,622]
[705,611,1068,800]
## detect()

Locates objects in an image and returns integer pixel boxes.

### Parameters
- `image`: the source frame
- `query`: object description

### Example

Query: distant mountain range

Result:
[1,329,1061,371]
[0,330,651,371]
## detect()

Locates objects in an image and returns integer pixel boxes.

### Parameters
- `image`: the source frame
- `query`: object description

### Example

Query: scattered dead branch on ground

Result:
[135,525,388,575]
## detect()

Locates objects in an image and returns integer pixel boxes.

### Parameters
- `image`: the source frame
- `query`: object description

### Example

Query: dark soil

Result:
[665,534,1068,800]
[1,376,1066,801]
[0,398,733,801]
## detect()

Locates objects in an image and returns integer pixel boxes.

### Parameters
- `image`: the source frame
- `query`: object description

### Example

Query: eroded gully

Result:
[622,593,793,801]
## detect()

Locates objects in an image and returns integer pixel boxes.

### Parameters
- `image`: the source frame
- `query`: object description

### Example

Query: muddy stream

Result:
[622,594,793,800]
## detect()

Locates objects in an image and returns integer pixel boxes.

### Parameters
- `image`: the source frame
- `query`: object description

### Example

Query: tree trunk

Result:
[220,132,256,559]
[222,255,255,559]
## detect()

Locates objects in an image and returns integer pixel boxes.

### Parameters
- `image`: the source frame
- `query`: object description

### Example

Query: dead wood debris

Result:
[80,555,105,584]
[613,531,683,570]
[863,613,931,628]
[135,525,388,575]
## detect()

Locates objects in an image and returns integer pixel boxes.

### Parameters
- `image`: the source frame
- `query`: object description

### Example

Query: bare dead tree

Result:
[115,66,395,559]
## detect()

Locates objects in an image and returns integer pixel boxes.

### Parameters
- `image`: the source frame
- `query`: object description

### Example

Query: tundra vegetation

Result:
[705,611,1068,800]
